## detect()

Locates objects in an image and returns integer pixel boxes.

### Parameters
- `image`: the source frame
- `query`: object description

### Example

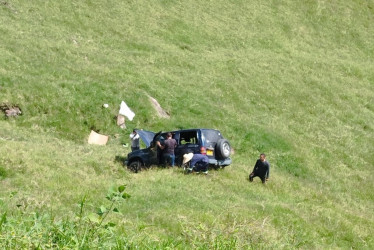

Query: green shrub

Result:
[0,166,6,179]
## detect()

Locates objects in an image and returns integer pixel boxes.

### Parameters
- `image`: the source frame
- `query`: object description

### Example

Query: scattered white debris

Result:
[119,101,135,121]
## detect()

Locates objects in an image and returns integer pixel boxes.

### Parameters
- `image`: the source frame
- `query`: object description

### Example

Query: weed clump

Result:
[0,185,131,248]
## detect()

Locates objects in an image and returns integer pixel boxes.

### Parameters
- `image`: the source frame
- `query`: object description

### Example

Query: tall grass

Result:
[1,0,373,248]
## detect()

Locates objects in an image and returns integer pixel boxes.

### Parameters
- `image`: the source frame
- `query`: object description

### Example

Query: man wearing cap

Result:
[183,153,209,174]
[249,153,270,184]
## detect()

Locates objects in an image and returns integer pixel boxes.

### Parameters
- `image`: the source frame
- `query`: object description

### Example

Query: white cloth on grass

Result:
[119,101,135,121]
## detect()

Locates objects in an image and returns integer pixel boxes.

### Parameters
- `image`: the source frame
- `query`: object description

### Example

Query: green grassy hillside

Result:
[1,0,373,248]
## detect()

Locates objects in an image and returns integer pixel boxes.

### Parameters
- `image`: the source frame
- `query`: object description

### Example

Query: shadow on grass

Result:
[115,155,126,166]
[114,156,227,174]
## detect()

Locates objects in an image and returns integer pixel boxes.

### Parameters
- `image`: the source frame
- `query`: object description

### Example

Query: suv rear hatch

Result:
[135,130,155,148]
[201,129,223,157]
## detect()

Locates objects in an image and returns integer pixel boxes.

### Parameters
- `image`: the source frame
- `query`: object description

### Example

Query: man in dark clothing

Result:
[163,132,177,167]
[183,153,209,174]
[155,135,165,165]
[249,153,270,184]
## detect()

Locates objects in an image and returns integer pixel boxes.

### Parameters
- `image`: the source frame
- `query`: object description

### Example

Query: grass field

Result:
[1,0,374,248]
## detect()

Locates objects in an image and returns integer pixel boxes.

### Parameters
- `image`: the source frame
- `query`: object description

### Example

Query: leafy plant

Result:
[0,185,131,249]
[73,185,131,247]
[87,185,130,228]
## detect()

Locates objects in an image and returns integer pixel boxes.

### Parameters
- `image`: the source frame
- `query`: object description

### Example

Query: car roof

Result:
[168,128,221,133]
[136,128,222,147]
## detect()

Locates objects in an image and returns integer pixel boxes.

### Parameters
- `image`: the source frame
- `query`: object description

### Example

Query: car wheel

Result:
[129,160,142,173]
[216,139,231,159]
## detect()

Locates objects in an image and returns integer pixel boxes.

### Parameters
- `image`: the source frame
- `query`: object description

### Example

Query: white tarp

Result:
[119,101,135,121]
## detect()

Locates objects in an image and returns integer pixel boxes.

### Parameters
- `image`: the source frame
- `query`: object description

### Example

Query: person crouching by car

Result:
[249,153,270,184]
[183,153,209,174]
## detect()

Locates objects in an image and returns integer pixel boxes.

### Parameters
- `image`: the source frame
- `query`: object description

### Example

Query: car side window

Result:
[172,132,180,144]
[179,131,198,145]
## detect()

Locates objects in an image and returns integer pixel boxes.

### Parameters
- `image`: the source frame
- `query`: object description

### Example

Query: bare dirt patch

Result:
[0,103,22,118]
[149,96,170,118]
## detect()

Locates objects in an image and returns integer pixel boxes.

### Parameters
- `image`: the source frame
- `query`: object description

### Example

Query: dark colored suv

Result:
[125,128,232,172]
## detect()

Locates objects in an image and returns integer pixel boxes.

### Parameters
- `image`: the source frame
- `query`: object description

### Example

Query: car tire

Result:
[216,139,231,160]
[129,160,142,173]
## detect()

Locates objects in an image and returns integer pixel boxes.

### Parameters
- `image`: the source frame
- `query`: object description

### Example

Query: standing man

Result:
[249,153,270,184]
[163,132,177,167]
[155,137,164,165]
[129,129,140,152]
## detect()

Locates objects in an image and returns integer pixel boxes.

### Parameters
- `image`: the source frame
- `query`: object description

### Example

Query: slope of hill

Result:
[1,0,373,248]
